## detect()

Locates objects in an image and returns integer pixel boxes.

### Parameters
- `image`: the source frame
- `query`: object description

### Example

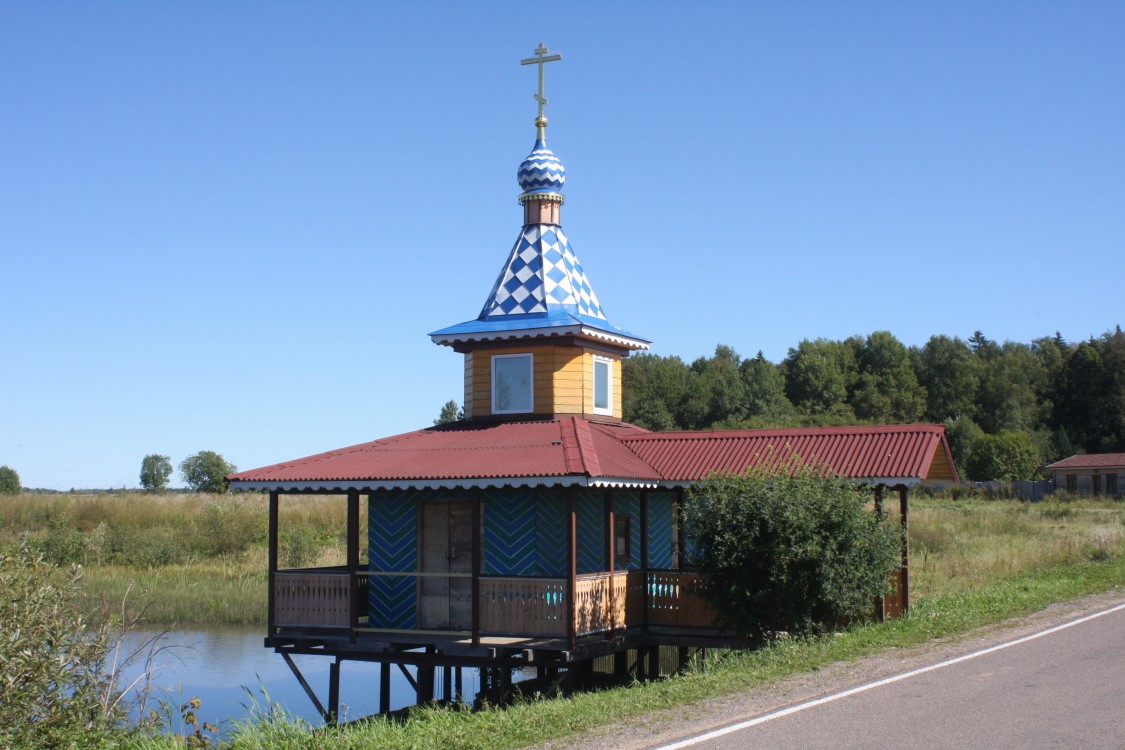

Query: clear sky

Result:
[2,2,1122,490]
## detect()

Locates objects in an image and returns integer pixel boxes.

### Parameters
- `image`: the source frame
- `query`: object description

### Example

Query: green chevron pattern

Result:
[613,491,642,570]
[576,489,604,574]
[483,489,537,575]
[535,492,566,576]
[647,491,675,569]
[368,491,418,629]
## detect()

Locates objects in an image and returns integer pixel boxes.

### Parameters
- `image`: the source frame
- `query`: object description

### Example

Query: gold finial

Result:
[521,43,562,139]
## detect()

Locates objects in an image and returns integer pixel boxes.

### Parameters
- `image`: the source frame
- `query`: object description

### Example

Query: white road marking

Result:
[652,601,1125,750]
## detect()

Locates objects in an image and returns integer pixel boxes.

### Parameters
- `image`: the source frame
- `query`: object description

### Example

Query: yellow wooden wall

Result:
[925,442,958,481]
[465,345,622,418]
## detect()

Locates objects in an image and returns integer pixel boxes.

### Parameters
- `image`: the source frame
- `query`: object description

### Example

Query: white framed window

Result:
[492,353,534,414]
[592,355,613,416]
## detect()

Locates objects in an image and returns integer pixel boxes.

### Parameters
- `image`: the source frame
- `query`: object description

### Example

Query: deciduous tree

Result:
[139,454,173,493]
[179,451,237,494]
[0,465,19,494]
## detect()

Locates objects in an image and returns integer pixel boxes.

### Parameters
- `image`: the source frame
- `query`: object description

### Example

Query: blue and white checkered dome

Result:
[517,138,566,195]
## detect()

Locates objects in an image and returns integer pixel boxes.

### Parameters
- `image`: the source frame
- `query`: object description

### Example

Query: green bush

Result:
[196,497,261,557]
[0,545,124,747]
[683,465,900,640]
[44,517,84,566]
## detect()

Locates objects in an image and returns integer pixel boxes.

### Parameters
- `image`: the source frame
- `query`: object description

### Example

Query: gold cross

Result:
[520,43,562,123]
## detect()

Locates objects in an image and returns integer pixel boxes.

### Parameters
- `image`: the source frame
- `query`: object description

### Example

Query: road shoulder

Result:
[529,588,1125,750]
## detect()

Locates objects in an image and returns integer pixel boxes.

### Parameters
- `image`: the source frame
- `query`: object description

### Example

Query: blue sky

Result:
[2,2,1122,490]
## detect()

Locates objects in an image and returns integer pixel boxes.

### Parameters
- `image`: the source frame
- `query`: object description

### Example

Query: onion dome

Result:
[517,136,566,201]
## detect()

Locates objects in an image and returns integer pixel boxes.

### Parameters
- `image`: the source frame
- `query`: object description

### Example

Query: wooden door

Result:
[418,501,472,630]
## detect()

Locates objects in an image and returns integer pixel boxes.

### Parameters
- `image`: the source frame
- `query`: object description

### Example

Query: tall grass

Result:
[1,492,1121,629]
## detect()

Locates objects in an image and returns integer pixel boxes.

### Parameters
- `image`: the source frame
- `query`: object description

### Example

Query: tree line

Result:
[622,327,1125,481]
[139,451,237,493]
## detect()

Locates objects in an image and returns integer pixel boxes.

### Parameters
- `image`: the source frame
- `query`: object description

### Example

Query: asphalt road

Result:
[656,603,1125,750]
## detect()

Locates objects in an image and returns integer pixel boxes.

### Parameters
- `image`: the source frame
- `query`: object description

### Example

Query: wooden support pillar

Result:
[417,656,435,705]
[328,659,341,724]
[677,646,690,673]
[267,491,278,633]
[873,485,886,622]
[604,489,615,638]
[567,488,577,651]
[670,490,679,566]
[347,490,360,636]
[455,666,463,703]
[647,645,661,680]
[471,488,482,647]
[899,485,910,613]
[379,661,391,715]
[640,490,649,632]
[614,650,628,681]
[443,664,453,703]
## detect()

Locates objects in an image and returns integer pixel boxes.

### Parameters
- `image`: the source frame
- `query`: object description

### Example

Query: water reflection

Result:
[115,629,480,734]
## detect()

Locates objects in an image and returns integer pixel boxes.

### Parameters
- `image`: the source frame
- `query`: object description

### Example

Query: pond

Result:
[113,629,482,735]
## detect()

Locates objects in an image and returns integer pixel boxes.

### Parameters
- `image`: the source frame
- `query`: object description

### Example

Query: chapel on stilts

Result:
[228,44,959,722]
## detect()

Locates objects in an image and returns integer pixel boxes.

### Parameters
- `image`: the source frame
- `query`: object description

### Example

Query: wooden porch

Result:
[269,566,717,649]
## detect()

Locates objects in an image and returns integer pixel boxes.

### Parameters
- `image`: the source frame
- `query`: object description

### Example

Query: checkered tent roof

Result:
[479,224,605,319]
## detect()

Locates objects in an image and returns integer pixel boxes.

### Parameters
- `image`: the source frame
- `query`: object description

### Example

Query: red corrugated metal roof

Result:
[227,417,656,484]
[229,420,956,489]
[1046,453,1125,470]
[618,424,952,483]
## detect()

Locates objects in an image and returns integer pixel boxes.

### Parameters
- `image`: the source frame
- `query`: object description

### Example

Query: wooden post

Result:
[328,658,341,724]
[267,491,279,634]
[472,488,482,647]
[567,488,577,651]
[640,490,649,631]
[647,645,660,680]
[443,664,453,702]
[379,661,391,714]
[347,490,360,635]
[873,485,886,622]
[604,490,615,638]
[455,666,463,703]
[899,486,910,613]
[417,649,435,704]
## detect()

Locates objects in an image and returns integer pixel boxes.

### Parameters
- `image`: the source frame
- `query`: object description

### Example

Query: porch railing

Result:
[479,576,566,637]
[646,570,714,628]
[272,567,713,636]
[273,566,368,629]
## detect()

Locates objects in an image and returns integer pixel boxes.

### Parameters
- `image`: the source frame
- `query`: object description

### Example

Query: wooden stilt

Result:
[455,666,463,703]
[443,664,453,702]
[328,659,341,724]
[614,650,628,681]
[379,661,391,715]
[647,645,660,680]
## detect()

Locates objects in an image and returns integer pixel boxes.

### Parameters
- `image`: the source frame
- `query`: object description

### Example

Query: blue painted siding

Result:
[613,491,642,571]
[368,490,418,629]
[647,491,676,569]
[483,487,568,576]
[576,489,604,574]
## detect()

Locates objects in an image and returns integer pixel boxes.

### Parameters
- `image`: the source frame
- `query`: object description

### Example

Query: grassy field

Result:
[1,491,1122,627]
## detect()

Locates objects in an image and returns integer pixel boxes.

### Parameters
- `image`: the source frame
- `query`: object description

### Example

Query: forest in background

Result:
[622,327,1125,481]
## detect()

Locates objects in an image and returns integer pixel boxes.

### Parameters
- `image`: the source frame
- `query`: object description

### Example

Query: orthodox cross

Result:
[521,43,562,123]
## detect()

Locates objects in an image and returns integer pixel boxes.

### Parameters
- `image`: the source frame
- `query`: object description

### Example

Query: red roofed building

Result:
[1046,454,1124,497]
[228,47,959,720]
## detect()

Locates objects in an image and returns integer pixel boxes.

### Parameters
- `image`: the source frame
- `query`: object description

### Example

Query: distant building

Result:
[1046,454,1124,497]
